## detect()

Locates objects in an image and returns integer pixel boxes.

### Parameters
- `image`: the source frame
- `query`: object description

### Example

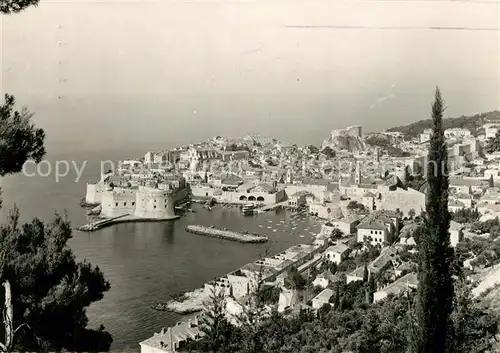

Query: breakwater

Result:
[185,225,268,243]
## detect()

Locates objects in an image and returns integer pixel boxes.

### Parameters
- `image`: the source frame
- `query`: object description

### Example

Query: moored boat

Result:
[241,203,257,215]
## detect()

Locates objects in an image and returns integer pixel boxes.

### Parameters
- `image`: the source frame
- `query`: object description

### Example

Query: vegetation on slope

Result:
[387,110,500,138]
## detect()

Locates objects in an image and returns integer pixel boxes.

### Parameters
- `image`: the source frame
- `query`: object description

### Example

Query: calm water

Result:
[0,146,321,350]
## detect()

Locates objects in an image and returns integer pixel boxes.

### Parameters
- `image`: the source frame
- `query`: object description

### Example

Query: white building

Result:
[346,267,365,284]
[484,123,500,139]
[278,288,300,313]
[312,288,335,309]
[356,211,399,246]
[139,316,203,353]
[312,270,339,289]
[420,129,432,143]
[324,243,350,264]
[448,199,466,213]
[373,273,418,302]
[444,128,471,139]
[450,221,465,247]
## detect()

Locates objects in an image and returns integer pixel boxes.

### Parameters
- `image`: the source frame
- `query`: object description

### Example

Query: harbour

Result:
[0,152,322,351]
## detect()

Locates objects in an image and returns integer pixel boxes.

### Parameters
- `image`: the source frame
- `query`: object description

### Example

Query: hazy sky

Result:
[1,0,499,151]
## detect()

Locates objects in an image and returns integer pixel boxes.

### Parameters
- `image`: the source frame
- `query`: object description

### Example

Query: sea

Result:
[0,144,322,351]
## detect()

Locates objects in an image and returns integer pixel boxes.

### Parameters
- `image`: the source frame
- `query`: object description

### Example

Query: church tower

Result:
[355,161,361,185]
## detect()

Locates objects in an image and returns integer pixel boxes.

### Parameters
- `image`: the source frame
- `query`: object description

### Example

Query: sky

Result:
[1,0,499,152]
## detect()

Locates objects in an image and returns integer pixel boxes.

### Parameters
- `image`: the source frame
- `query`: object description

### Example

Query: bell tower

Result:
[355,161,361,185]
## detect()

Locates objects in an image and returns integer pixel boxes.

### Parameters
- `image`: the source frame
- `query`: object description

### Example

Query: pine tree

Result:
[198,288,234,353]
[413,87,454,353]
[0,0,39,14]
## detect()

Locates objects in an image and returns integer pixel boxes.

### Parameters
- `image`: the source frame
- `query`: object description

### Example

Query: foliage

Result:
[451,208,480,224]
[0,208,112,351]
[347,201,367,213]
[365,135,392,147]
[414,87,455,353]
[0,71,111,350]
[284,267,306,290]
[330,228,344,241]
[485,130,500,154]
[225,143,250,152]
[0,0,39,13]
[256,285,281,305]
[317,260,338,275]
[307,145,319,154]
[456,237,500,269]
[387,110,500,138]
[471,217,500,239]
[386,146,411,158]
[195,288,238,353]
[0,94,45,177]
[320,146,335,158]
[452,277,499,353]
[404,166,426,191]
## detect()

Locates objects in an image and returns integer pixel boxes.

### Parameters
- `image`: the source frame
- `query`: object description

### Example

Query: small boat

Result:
[242,203,257,215]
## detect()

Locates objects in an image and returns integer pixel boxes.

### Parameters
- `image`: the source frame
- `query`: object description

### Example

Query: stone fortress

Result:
[85,167,187,220]
[322,125,366,153]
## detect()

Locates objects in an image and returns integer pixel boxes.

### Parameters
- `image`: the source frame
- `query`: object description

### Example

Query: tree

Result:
[408,209,416,219]
[197,288,236,353]
[0,16,111,349]
[333,285,340,310]
[347,201,367,214]
[320,146,335,158]
[451,208,480,224]
[284,267,306,291]
[413,87,454,353]
[485,129,500,154]
[307,145,319,154]
[0,0,38,13]
[331,228,344,241]
[0,208,112,351]
[365,276,376,305]
[0,94,45,210]
[452,277,499,353]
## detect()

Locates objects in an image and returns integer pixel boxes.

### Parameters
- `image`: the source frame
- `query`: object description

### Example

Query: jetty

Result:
[77,214,130,232]
[76,213,180,232]
[185,225,268,243]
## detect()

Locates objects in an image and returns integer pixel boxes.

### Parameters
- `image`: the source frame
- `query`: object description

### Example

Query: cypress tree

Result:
[333,285,340,310]
[413,87,454,353]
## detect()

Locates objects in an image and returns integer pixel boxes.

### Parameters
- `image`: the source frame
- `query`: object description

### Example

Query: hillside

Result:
[387,110,500,138]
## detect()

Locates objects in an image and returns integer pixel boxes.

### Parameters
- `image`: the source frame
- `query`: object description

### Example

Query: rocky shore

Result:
[162,288,207,314]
